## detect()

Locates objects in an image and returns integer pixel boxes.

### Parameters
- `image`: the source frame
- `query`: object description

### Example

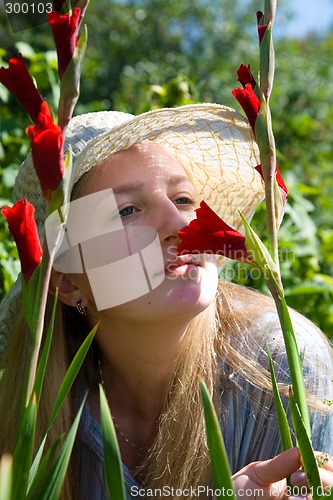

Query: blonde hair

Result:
[0,281,294,499]
[1,146,332,498]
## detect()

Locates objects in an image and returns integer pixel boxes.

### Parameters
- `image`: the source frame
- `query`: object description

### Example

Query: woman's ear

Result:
[49,270,88,309]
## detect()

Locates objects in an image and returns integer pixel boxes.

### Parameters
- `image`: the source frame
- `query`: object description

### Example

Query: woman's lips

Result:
[164,255,202,275]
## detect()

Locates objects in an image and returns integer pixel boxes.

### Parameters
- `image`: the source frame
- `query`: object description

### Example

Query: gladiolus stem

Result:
[266,277,311,437]
[26,237,53,404]
[264,0,276,25]
[263,110,280,276]
[256,100,281,283]
[265,171,280,276]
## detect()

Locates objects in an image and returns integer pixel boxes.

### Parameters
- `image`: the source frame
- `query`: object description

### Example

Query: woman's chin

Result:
[97,263,218,323]
[163,263,218,312]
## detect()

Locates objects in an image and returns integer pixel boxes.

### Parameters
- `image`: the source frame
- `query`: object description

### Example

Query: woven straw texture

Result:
[0,103,264,356]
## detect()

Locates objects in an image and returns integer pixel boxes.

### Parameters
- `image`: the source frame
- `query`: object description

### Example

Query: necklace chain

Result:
[97,357,144,450]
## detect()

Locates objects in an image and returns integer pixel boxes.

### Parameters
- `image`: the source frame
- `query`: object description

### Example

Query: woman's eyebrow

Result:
[112,175,191,194]
[112,182,145,194]
[168,175,191,186]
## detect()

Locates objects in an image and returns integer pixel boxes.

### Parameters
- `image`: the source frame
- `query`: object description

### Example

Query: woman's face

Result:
[69,142,218,324]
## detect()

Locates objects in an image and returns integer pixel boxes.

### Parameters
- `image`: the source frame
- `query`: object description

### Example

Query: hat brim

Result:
[13,103,264,236]
[72,103,264,232]
[2,104,264,355]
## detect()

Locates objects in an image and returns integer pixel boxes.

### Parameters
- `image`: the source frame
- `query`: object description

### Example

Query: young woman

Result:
[1,104,332,499]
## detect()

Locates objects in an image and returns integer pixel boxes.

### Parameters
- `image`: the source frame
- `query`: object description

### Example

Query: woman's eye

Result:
[119,206,136,217]
[174,196,194,205]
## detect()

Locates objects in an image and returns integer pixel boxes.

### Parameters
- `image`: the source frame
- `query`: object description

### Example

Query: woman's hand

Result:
[232,448,333,500]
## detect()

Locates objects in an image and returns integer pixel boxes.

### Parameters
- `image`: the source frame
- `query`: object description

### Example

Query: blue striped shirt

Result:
[77,307,333,499]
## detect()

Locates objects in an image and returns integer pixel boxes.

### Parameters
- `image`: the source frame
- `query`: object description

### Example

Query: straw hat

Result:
[0,103,264,356]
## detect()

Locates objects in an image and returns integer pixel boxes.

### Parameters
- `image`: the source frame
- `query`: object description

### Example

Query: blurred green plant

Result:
[0,44,58,302]
[0,3,332,335]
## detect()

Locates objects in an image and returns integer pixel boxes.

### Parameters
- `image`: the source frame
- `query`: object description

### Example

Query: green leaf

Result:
[289,390,322,500]
[268,272,311,438]
[27,435,64,498]
[31,258,47,337]
[31,396,86,500]
[29,323,97,493]
[47,324,97,429]
[47,146,73,219]
[267,347,293,451]
[15,41,36,57]
[240,213,279,277]
[27,435,47,494]
[238,218,311,439]
[255,97,270,161]
[286,276,333,296]
[99,384,126,500]
[259,21,275,99]
[2,164,18,189]
[0,454,13,500]
[12,394,37,499]
[21,261,42,337]
[199,380,235,499]
[34,290,58,404]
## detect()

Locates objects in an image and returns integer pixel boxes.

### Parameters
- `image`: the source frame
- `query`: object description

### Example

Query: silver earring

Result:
[76,299,87,316]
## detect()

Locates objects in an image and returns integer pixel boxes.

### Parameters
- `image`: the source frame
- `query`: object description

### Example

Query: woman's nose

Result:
[156,200,192,243]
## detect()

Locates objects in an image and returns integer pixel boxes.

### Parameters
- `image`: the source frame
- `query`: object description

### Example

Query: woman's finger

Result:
[317,467,333,497]
[250,448,302,485]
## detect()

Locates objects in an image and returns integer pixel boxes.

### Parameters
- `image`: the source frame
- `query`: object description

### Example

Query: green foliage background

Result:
[0,0,332,337]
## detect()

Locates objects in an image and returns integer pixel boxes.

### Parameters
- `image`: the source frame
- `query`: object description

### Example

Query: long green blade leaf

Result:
[12,394,37,500]
[241,219,311,439]
[21,274,34,337]
[289,390,322,500]
[34,290,58,404]
[200,380,235,500]
[267,347,293,451]
[28,435,64,498]
[32,396,86,500]
[29,324,96,495]
[28,435,47,494]
[271,271,311,438]
[99,384,126,500]
[47,325,97,428]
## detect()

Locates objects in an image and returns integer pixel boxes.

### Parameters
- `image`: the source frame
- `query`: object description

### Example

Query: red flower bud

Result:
[232,83,261,133]
[1,199,43,283]
[257,10,268,43]
[255,164,288,204]
[177,201,253,264]
[256,10,264,24]
[0,54,44,124]
[26,102,64,201]
[47,8,81,78]
[236,64,257,90]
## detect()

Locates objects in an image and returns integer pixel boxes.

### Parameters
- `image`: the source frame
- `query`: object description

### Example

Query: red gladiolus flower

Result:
[258,23,269,43]
[236,64,257,90]
[177,201,253,264]
[255,164,288,203]
[232,83,261,133]
[257,11,268,43]
[0,54,44,124]
[2,199,43,283]
[47,8,81,78]
[26,102,64,201]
